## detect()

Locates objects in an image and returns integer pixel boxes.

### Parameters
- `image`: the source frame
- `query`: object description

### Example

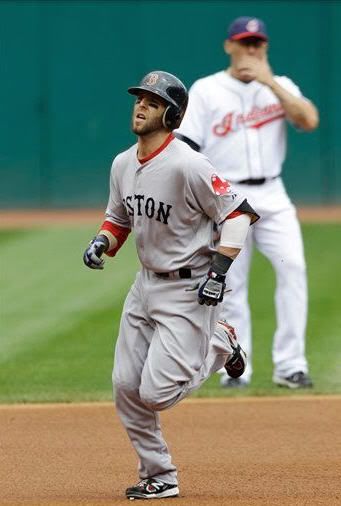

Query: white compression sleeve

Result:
[219,213,251,249]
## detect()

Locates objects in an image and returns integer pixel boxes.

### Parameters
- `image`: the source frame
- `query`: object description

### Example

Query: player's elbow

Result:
[301,106,319,131]
[303,114,319,131]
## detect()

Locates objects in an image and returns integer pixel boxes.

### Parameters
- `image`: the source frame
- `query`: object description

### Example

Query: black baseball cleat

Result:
[217,320,247,379]
[125,479,179,500]
[273,371,313,389]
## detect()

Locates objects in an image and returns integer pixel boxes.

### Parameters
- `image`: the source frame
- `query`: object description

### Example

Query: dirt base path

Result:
[1,397,340,505]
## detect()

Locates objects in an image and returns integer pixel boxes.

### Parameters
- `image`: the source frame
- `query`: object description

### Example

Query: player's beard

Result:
[131,114,164,136]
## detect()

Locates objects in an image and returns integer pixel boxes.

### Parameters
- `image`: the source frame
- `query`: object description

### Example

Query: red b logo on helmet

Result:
[146,73,159,86]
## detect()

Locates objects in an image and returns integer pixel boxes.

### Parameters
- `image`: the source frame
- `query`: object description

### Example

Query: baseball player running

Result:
[83,70,258,500]
[177,16,319,388]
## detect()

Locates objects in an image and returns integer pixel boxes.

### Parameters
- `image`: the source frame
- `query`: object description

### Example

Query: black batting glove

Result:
[198,270,226,306]
[198,252,234,306]
[83,235,109,270]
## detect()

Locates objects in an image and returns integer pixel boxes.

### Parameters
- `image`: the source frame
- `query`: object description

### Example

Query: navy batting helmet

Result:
[128,70,188,130]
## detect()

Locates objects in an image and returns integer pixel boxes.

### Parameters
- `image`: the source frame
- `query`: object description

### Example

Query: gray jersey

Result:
[105,135,245,272]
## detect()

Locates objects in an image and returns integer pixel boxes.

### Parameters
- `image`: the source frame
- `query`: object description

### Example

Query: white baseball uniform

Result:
[105,134,254,484]
[177,71,309,382]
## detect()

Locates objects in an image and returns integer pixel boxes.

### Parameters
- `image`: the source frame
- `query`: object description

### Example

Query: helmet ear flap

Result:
[163,105,182,130]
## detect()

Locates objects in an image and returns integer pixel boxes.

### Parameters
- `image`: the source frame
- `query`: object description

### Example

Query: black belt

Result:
[154,268,192,279]
[237,176,278,185]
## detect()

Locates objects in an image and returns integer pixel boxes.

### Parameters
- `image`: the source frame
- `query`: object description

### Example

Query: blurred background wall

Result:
[1,0,340,208]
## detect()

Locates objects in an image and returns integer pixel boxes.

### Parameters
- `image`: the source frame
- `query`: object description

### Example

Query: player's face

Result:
[225,38,268,82]
[131,92,167,136]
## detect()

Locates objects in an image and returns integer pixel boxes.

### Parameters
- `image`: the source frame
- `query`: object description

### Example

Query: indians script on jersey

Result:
[213,103,285,136]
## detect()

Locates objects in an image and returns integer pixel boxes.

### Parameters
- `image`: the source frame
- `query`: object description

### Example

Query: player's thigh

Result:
[254,207,306,269]
[140,289,218,405]
[113,282,153,391]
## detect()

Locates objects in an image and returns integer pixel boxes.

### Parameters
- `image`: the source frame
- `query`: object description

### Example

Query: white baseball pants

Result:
[220,177,308,382]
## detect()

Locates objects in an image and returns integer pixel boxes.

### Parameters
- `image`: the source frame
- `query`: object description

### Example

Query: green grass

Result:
[0,224,340,403]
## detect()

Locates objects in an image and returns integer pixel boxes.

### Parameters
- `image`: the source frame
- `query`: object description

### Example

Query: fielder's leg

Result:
[254,205,309,382]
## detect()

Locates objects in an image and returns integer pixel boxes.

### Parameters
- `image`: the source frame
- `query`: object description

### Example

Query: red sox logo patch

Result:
[211,174,230,195]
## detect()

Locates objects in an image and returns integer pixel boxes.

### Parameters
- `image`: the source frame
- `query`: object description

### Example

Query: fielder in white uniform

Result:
[83,70,258,500]
[177,16,319,388]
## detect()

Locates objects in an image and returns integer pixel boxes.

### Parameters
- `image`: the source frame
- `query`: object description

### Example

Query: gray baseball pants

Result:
[113,267,234,485]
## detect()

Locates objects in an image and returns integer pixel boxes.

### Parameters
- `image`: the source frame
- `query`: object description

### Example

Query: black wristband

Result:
[211,252,234,275]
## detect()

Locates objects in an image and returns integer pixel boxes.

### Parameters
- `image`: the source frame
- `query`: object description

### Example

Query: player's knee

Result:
[113,371,139,396]
[276,256,306,278]
[139,385,164,411]
[139,384,178,412]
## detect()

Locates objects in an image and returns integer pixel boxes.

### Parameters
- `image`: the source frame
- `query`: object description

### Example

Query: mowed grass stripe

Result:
[1,228,139,362]
[0,224,340,402]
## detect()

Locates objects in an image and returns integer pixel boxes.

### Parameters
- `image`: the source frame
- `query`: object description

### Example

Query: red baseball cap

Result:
[228,16,268,41]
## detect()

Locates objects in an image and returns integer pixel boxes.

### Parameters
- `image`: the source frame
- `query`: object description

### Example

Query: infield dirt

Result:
[1,396,340,505]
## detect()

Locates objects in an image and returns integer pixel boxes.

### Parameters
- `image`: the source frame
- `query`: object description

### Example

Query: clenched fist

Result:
[198,270,226,306]
[83,235,109,270]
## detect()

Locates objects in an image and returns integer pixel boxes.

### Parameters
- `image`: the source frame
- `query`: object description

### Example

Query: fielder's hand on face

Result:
[198,270,226,306]
[83,235,109,270]
[238,56,274,86]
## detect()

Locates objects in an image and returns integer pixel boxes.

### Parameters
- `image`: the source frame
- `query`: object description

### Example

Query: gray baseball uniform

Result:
[107,134,246,484]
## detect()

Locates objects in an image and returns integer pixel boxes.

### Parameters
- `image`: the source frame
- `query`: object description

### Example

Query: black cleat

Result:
[125,479,179,500]
[273,371,313,389]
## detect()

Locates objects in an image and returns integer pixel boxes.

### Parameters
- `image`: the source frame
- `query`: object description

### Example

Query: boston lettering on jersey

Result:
[213,103,285,136]
[123,195,172,224]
